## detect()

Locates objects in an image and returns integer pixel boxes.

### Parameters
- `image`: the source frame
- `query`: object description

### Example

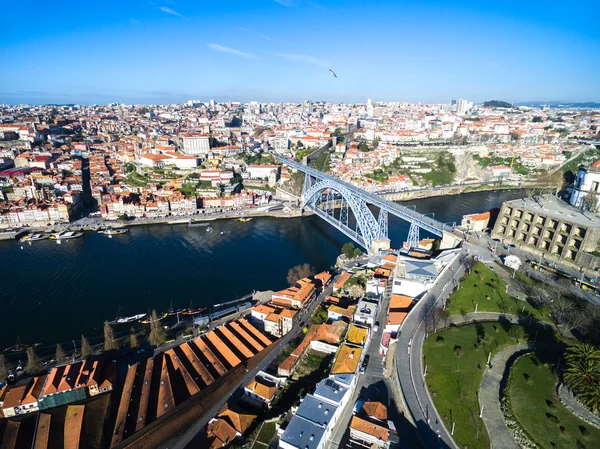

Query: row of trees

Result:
[1,311,167,377]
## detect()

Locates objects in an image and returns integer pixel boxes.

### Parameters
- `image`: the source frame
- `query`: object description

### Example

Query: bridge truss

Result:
[276,156,454,252]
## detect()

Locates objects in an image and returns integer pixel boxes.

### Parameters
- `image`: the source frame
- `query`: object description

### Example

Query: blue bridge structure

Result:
[274,156,456,253]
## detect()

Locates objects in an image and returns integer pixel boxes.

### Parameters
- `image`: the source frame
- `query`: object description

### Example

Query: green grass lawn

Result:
[424,323,527,449]
[447,262,548,321]
[256,422,277,445]
[509,354,600,449]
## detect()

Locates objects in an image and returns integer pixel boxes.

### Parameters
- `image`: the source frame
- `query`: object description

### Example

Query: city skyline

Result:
[1,0,599,105]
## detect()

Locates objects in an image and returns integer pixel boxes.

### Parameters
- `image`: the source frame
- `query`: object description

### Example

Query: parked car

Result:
[373,321,380,332]
[360,354,370,374]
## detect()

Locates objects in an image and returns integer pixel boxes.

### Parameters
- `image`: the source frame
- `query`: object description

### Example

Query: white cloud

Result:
[130,18,140,24]
[160,6,182,16]
[207,44,258,59]
[236,27,250,32]
[275,53,328,67]
[274,0,295,6]
[259,34,271,41]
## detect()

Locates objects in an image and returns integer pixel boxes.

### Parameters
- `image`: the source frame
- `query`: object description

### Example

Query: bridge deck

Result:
[275,155,448,236]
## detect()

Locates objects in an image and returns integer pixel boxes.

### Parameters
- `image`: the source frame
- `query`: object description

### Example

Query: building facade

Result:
[567,160,600,210]
[492,196,600,268]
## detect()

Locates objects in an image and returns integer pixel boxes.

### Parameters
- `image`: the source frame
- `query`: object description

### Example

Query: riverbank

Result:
[382,181,532,202]
[0,206,309,235]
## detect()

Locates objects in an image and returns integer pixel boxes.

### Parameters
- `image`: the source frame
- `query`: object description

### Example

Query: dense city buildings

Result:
[1,100,598,226]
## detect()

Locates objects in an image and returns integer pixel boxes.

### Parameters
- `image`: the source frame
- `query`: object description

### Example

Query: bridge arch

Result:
[303,179,381,250]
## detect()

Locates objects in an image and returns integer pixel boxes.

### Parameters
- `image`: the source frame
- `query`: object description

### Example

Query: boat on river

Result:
[98,228,128,236]
[20,233,50,242]
[3,335,42,353]
[108,313,146,325]
[237,217,252,222]
[140,312,168,324]
[50,231,83,240]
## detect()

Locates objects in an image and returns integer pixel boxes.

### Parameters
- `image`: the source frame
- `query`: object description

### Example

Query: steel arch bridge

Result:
[275,156,455,252]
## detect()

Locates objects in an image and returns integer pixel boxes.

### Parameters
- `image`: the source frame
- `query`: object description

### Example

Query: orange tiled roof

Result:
[362,401,388,421]
[390,294,413,310]
[331,344,362,374]
[346,325,368,346]
[387,312,408,325]
[207,418,238,447]
[246,378,278,401]
[350,415,389,442]
[64,405,85,449]
[217,403,256,434]
[34,413,51,449]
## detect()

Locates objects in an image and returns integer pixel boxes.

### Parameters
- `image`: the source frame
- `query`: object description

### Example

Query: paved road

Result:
[159,280,336,449]
[395,251,465,449]
[479,345,529,449]
[463,230,600,306]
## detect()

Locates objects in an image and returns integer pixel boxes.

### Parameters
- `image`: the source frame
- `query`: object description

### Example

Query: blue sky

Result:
[1,0,598,105]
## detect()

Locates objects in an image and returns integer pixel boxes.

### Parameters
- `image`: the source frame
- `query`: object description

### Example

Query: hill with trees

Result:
[483,100,513,108]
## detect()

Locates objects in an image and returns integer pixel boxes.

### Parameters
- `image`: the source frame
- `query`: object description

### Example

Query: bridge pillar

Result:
[369,238,391,255]
[440,231,462,249]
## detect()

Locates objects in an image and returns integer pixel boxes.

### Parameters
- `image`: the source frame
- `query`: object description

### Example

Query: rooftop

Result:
[503,195,600,228]
[331,344,362,375]
[281,414,326,449]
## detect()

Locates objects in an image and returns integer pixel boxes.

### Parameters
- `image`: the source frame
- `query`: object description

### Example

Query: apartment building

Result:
[492,196,600,268]
[181,133,210,156]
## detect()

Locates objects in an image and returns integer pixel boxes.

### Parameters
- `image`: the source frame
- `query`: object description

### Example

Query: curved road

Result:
[395,251,466,449]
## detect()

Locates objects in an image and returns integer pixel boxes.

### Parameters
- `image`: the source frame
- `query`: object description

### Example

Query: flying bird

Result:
[329,69,337,78]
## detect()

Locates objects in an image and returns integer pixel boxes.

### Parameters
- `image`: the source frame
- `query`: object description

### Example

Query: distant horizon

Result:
[1,98,600,107]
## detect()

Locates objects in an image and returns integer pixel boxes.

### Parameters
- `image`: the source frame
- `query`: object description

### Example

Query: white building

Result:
[568,160,600,210]
[181,133,210,156]
[246,164,279,180]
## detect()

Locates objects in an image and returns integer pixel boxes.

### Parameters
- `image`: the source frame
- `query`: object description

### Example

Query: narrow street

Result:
[326,269,422,449]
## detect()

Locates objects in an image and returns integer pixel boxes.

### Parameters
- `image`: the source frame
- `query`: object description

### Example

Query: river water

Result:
[0,189,525,353]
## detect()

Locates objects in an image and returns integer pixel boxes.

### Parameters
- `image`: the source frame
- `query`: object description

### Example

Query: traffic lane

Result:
[395,254,464,449]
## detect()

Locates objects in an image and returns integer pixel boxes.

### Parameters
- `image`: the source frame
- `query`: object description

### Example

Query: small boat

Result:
[50,231,83,240]
[180,307,208,316]
[20,233,49,242]
[237,217,252,223]
[206,227,213,233]
[140,312,168,324]
[3,335,42,353]
[108,313,146,325]
[98,228,128,236]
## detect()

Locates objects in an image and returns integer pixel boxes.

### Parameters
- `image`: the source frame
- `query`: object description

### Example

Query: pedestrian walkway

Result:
[479,344,530,449]
[558,384,600,429]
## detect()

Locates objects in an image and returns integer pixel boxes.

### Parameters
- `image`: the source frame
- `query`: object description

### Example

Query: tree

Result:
[342,242,357,259]
[55,344,67,365]
[104,321,119,351]
[532,116,543,123]
[25,347,41,375]
[130,327,140,350]
[0,354,6,380]
[564,343,600,413]
[81,335,92,360]
[348,284,365,298]
[149,310,167,347]
[286,263,315,285]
